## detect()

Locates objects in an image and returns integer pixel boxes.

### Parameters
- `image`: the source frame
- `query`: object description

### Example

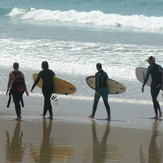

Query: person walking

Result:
[88,63,111,120]
[6,62,29,121]
[142,56,162,119]
[31,61,55,120]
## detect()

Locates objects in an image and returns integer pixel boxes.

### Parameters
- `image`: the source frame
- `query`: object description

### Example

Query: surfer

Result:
[31,61,55,120]
[88,63,111,120]
[6,62,29,121]
[141,56,162,119]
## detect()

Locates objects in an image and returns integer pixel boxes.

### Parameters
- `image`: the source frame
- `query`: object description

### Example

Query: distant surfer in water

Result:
[31,61,55,120]
[142,56,162,119]
[88,63,111,120]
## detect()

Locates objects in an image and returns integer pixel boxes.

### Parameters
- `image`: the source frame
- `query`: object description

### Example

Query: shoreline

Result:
[0,94,163,162]
[1,93,163,130]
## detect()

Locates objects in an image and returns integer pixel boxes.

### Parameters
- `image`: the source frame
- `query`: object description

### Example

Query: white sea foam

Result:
[1,38,162,102]
[1,90,161,105]
[7,7,163,33]
[1,38,163,81]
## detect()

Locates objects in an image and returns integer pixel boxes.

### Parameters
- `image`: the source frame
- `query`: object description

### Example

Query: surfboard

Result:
[86,76,126,94]
[135,67,163,90]
[33,74,76,95]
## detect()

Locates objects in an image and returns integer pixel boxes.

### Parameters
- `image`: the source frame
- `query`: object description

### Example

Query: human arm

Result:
[95,73,99,91]
[6,73,12,95]
[142,65,153,92]
[95,72,101,95]
[31,72,41,92]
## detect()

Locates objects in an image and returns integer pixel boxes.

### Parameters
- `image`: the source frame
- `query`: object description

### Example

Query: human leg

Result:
[46,91,53,117]
[102,93,111,120]
[151,86,161,118]
[89,92,101,118]
[12,92,22,120]
[42,89,48,117]
[42,88,53,118]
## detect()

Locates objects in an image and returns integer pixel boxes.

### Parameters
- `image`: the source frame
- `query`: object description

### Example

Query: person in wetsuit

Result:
[88,63,111,120]
[6,62,29,121]
[31,61,55,120]
[142,56,162,119]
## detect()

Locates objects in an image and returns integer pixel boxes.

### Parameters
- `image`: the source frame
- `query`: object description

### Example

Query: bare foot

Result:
[106,117,111,121]
[154,115,159,120]
[48,116,53,120]
[88,115,94,119]
[15,116,22,121]
[159,112,162,118]
[41,113,45,119]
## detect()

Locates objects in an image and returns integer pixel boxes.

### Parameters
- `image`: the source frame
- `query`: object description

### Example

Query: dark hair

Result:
[41,61,49,70]
[146,56,155,61]
[96,63,102,69]
[13,62,19,69]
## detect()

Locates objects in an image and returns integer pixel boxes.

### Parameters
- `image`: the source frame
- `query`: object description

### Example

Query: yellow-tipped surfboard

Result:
[33,74,76,95]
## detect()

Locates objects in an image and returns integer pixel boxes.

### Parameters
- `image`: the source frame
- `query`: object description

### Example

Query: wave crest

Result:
[7,7,163,33]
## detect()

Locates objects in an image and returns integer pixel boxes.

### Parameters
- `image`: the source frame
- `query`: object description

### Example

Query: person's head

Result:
[96,63,102,71]
[13,62,19,70]
[41,61,49,70]
[146,56,155,64]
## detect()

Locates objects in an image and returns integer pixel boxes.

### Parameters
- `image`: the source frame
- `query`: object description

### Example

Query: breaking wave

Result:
[6,7,163,33]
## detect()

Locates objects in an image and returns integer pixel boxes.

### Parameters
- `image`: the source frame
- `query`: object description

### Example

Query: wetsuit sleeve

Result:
[95,73,99,91]
[143,65,153,87]
[158,65,163,87]
[161,66,163,86]
[105,72,109,79]
[31,72,41,90]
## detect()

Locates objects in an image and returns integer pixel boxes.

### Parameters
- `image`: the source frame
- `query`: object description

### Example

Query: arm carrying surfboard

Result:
[135,67,163,90]
[32,74,76,95]
[86,75,126,94]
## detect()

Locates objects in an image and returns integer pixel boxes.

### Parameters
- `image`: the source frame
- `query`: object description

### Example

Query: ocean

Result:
[0,0,163,103]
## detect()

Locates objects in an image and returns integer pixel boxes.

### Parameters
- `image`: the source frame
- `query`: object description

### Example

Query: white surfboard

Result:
[86,76,126,94]
[135,67,163,90]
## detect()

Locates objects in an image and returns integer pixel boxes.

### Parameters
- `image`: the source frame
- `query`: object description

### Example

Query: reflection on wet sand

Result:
[91,121,110,163]
[30,120,74,162]
[5,121,25,163]
[36,120,53,163]
[140,121,163,163]
[91,121,122,163]
[2,117,163,163]
[148,122,162,163]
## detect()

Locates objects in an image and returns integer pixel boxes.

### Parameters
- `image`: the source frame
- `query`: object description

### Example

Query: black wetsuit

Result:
[143,63,162,116]
[11,71,25,118]
[32,69,55,116]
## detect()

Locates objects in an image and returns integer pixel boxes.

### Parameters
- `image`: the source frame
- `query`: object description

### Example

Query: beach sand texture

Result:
[0,94,163,163]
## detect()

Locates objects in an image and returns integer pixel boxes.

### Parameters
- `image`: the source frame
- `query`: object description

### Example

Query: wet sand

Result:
[0,94,163,163]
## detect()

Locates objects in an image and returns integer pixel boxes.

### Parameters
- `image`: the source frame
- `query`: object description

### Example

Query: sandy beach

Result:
[0,94,163,163]
[1,0,163,162]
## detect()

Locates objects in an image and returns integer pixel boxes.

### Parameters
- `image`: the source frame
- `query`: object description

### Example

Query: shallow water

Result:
[1,119,163,163]
[1,0,163,162]
[0,94,162,163]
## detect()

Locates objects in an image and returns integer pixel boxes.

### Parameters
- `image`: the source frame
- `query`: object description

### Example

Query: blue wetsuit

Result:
[92,70,110,117]
[143,63,162,116]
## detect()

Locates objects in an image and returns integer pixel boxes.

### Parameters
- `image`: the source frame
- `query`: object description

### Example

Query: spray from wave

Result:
[6,7,163,33]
